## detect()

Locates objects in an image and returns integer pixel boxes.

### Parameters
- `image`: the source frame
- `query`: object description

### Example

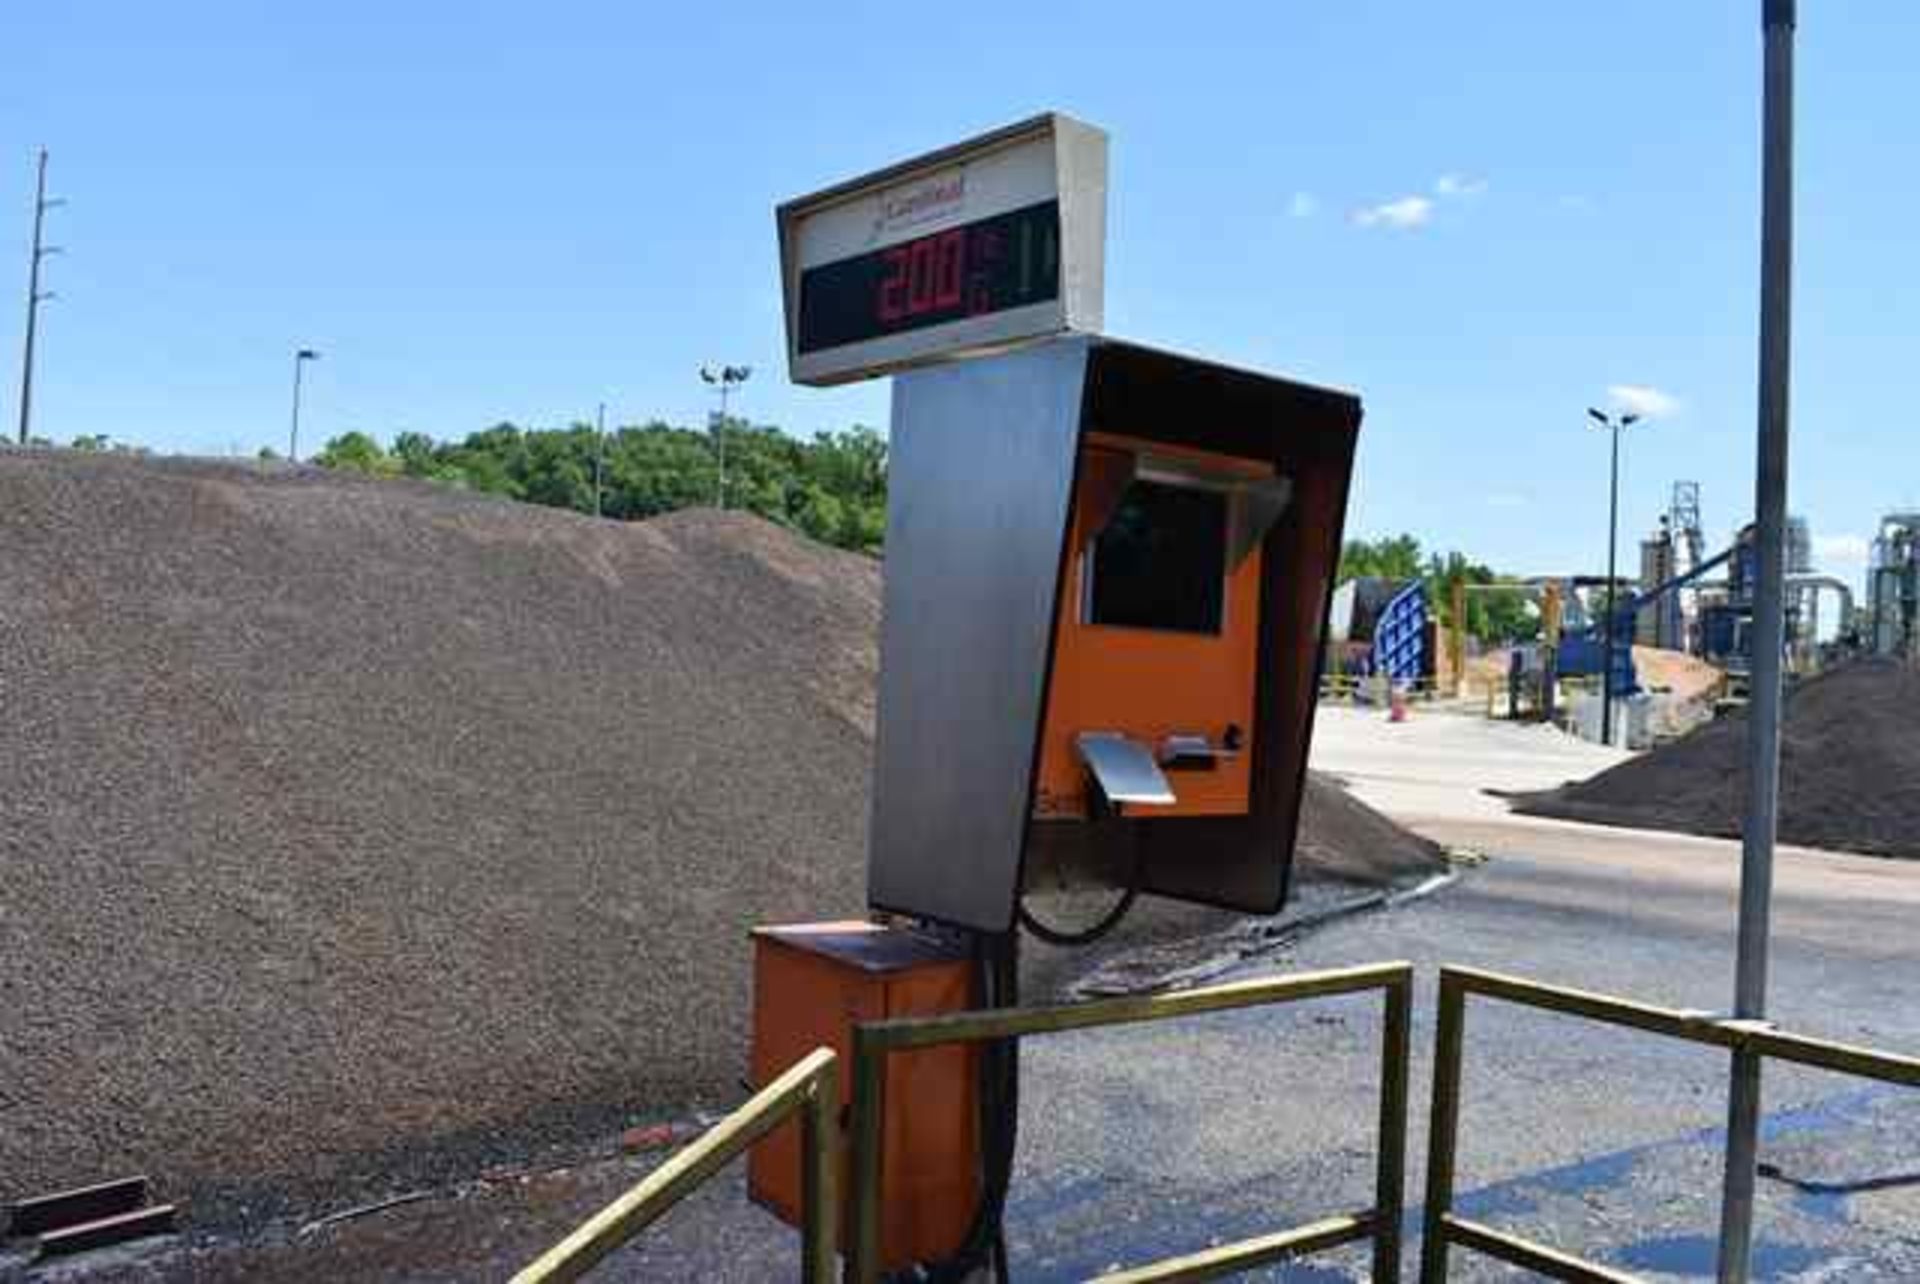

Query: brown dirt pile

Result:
[1632,646,1724,704]
[1464,645,1723,704]
[0,452,1435,1220]
[1515,658,1920,857]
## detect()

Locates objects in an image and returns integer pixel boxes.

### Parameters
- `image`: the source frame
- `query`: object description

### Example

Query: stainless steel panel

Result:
[866,338,1092,932]
[1074,733,1176,806]
[1053,113,1108,336]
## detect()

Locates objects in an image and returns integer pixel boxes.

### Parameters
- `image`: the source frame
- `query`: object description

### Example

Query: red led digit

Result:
[877,245,910,322]
[933,228,965,309]
[906,235,937,315]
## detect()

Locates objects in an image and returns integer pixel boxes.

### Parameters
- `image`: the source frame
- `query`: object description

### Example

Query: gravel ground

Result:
[0,452,1436,1230]
[1516,658,1920,858]
[0,455,879,1223]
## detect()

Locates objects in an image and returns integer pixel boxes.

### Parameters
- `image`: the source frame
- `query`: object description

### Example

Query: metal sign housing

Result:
[777,113,1107,387]
[867,335,1362,933]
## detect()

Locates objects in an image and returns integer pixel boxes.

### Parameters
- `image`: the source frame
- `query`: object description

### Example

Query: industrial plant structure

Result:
[1869,512,1919,659]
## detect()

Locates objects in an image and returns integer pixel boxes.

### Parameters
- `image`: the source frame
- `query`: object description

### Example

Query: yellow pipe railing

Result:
[510,1046,839,1284]
[845,961,1415,1284]
[1420,965,1920,1283]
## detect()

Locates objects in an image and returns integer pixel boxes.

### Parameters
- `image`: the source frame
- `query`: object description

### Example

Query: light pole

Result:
[289,348,320,461]
[700,364,751,509]
[1718,2,1797,1279]
[594,401,606,518]
[1588,406,1641,747]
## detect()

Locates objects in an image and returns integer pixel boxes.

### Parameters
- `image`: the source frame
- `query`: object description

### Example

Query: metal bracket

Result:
[1075,732,1176,806]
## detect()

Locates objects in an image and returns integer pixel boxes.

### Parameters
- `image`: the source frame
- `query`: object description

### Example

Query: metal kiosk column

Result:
[750,113,1365,1280]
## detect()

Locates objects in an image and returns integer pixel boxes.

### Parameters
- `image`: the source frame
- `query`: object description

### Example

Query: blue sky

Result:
[5,2,1915,587]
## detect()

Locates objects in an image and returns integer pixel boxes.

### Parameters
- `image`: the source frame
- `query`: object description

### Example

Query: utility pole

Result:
[1587,407,1641,746]
[17,148,63,446]
[1717,1,1796,1279]
[700,365,751,509]
[594,402,606,518]
[289,348,319,461]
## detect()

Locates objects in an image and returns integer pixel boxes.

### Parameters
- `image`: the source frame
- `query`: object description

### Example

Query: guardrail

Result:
[1419,966,1920,1283]
[1320,674,1447,704]
[509,1046,839,1284]
[846,960,1415,1284]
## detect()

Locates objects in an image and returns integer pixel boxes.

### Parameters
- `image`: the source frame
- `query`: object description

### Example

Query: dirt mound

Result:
[0,451,1437,1220]
[1632,646,1724,704]
[1465,645,1722,701]
[1296,771,1444,884]
[1515,659,1920,857]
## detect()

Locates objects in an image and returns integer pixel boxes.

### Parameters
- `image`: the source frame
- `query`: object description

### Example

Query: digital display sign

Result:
[777,113,1105,385]
[796,200,1060,354]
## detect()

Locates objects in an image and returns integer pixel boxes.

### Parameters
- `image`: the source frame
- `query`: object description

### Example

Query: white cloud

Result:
[1353,195,1434,229]
[1607,384,1683,419]
[1435,173,1488,198]
[1814,534,1870,565]
[1289,192,1319,219]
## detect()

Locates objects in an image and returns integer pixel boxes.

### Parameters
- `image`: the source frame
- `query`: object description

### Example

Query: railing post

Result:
[846,1028,887,1284]
[1372,969,1413,1283]
[801,1057,840,1284]
[1420,972,1467,1284]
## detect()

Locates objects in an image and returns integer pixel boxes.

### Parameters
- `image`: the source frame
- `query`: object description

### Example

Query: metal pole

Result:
[289,354,305,461]
[17,149,50,446]
[594,402,606,518]
[1717,1,1795,1279]
[1602,421,1621,746]
[714,382,730,510]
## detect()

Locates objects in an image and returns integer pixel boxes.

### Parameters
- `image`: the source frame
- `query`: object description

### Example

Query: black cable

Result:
[895,930,1021,1284]
[1017,882,1138,946]
[1016,783,1144,947]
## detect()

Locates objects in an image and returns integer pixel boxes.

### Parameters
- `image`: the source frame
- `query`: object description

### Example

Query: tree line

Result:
[317,430,1533,640]
[311,420,887,553]
[24,427,1532,641]
[1340,533,1538,644]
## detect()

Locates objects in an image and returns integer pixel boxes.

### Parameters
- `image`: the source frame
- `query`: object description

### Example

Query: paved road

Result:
[51,709,1920,1281]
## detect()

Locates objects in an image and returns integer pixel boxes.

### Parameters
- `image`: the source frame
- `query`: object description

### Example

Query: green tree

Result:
[315,431,400,476]
[1339,533,1425,582]
[312,417,892,554]
[1339,535,1540,645]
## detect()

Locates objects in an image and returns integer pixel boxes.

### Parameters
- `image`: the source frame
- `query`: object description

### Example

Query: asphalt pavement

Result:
[41,708,1920,1282]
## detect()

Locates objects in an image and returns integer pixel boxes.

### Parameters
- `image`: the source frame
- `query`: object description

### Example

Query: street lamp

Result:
[594,402,606,518]
[700,364,751,509]
[289,348,320,461]
[1588,406,1642,746]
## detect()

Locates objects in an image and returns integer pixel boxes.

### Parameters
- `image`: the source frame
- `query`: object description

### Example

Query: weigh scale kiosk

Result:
[750,114,1362,1275]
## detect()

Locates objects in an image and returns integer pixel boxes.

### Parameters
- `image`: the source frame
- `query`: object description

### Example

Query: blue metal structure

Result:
[1560,542,1741,695]
[1371,583,1428,684]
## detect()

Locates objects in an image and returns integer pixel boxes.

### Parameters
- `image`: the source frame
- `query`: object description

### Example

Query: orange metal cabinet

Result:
[1034,434,1272,822]
[747,921,977,1272]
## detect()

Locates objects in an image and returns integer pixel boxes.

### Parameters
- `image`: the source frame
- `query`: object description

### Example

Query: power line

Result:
[17,148,64,446]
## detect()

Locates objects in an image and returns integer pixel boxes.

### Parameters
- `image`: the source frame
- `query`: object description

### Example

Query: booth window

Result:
[1087,480,1228,634]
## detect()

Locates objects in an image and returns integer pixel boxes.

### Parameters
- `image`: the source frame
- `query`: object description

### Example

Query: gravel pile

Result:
[1293,770,1444,884]
[0,451,1436,1222]
[1516,658,1920,857]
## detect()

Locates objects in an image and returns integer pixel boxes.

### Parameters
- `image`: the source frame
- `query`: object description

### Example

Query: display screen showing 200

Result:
[796,199,1060,354]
